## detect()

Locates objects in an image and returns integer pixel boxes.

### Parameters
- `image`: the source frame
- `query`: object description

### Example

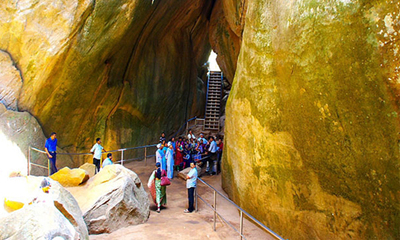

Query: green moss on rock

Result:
[223,0,400,239]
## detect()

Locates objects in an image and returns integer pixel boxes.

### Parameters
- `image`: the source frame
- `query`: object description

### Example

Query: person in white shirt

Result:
[102,153,113,169]
[184,162,198,213]
[90,138,107,173]
[187,130,196,141]
[205,136,217,175]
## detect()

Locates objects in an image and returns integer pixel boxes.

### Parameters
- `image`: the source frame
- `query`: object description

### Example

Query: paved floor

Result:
[89,158,276,240]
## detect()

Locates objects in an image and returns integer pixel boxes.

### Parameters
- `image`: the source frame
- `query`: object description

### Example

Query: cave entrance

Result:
[207,50,221,71]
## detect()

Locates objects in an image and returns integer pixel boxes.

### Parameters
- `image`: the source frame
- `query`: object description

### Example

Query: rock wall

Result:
[0,0,213,158]
[209,0,242,83]
[222,0,400,239]
[0,104,73,177]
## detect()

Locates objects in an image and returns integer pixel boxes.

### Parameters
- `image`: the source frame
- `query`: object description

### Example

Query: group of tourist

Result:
[44,134,114,175]
[150,130,223,213]
[156,130,224,178]
[44,129,222,214]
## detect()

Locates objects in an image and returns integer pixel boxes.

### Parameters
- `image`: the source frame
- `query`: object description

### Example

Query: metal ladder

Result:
[205,71,223,131]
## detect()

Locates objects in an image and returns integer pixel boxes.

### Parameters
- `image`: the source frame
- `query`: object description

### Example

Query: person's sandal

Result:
[184,209,190,213]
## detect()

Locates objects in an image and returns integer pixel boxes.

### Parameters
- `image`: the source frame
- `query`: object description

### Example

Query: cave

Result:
[0,0,399,239]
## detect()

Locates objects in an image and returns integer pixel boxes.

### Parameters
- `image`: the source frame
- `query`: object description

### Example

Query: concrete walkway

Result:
[89,158,276,240]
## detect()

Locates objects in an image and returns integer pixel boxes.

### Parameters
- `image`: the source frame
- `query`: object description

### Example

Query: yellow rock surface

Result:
[4,198,24,212]
[79,163,96,178]
[222,1,400,239]
[50,167,87,187]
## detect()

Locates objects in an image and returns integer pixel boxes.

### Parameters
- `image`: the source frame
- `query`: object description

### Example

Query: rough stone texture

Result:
[0,50,22,111]
[50,167,89,187]
[79,163,96,178]
[67,164,150,234]
[0,0,213,161]
[0,203,79,240]
[223,1,400,240]
[0,104,73,178]
[209,0,242,83]
[0,176,88,239]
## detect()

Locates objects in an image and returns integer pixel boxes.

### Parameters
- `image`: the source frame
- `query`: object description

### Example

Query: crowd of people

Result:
[44,129,223,214]
[151,130,223,213]
[155,130,224,179]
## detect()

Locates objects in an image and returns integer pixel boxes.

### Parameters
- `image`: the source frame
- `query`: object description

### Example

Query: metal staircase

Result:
[205,71,223,131]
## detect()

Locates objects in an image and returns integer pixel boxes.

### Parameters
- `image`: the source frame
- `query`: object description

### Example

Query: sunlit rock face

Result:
[0,50,22,111]
[0,104,73,178]
[222,1,400,239]
[0,0,212,154]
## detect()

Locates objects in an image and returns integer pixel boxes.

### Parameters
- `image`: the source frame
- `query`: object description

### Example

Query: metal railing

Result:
[27,114,207,176]
[186,118,205,135]
[28,144,285,240]
[27,143,157,176]
[171,116,205,139]
[196,178,285,240]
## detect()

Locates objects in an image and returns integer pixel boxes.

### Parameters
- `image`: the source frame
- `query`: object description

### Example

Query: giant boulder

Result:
[67,164,150,234]
[0,203,79,240]
[222,1,400,239]
[0,176,88,239]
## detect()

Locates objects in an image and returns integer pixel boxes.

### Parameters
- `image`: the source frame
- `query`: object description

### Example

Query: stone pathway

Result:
[89,158,276,240]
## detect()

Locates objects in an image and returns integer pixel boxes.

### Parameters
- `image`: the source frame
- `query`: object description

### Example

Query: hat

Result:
[156,162,161,167]
[157,143,161,148]
[167,141,172,147]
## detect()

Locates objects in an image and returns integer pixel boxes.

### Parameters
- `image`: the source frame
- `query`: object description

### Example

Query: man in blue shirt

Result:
[197,133,207,145]
[184,162,198,213]
[205,136,218,175]
[45,132,58,175]
[102,153,113,169]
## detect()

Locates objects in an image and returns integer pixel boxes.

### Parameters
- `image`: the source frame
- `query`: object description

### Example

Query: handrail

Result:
[171,116,198,139]
[28,143,159,176]
[197,177,285,240]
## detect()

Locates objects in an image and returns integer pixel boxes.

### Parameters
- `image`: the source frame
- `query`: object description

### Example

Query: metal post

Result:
[195,188,198,212]
[213,190,217,231]
[240,210,244,240]
[121,149,124,166]
[47,158,50,176]
[27,146,31,176]
[144,147,147,166]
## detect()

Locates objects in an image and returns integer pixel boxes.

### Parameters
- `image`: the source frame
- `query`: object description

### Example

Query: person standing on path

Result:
[187,130,196,141]
[185,162,198,213]
[90,138,106,174]
[156,143,164,166]
[159,132,166,143]
[45,132,58,175]
[166,142,174,179]
[148,162,167,213]
[207,136,218,175]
